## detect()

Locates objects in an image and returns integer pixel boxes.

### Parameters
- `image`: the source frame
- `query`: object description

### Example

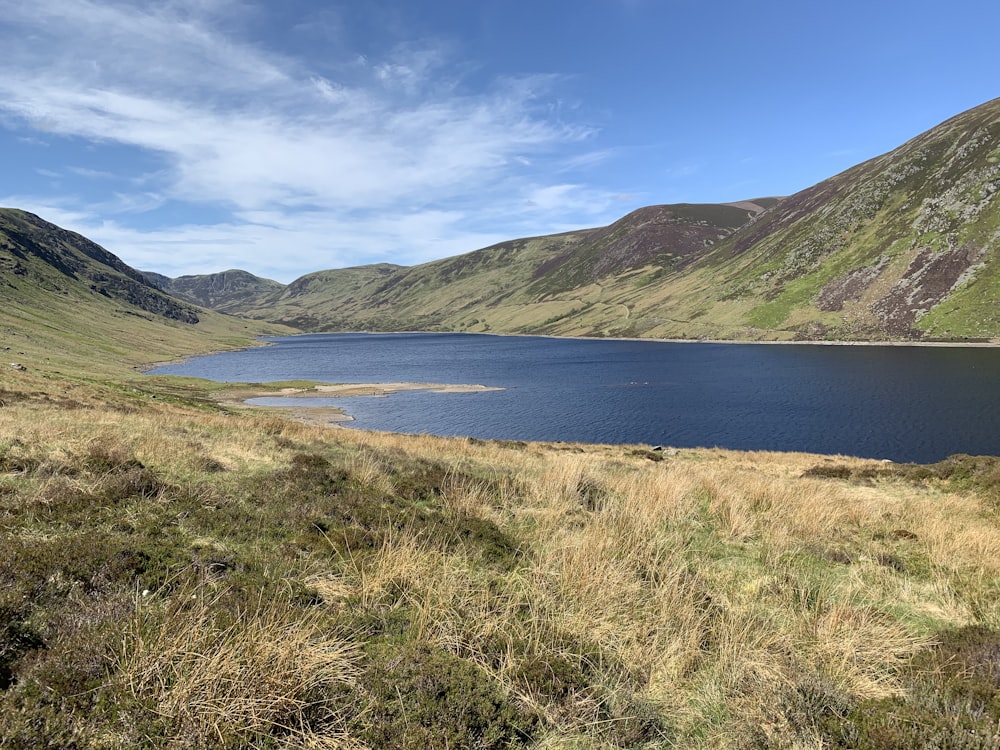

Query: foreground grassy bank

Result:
[3,363,1000,749]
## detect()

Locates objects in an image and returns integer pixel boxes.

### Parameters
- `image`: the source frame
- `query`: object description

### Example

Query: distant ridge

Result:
[173,201,777,333]
[147,269,285,315]
[0,208,288,373]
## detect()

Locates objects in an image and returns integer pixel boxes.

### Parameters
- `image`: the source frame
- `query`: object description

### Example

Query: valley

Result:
[2,95,1000,749]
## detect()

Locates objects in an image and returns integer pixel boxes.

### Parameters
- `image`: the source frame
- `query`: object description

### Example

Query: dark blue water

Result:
[150,332,1000,462]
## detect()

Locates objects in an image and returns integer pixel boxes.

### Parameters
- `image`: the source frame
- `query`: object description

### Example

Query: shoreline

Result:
[221,328,1000,349]
[140,330,999,432]
[217,381,504,428]
[139,331,1000,380]
[477,330,1000,348]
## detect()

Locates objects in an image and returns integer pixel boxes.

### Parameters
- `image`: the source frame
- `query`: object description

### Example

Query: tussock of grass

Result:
[3,369,1000,747]
[120,588,361,748]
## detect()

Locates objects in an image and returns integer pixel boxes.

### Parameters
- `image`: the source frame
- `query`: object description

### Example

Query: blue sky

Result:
[0,0,997,282]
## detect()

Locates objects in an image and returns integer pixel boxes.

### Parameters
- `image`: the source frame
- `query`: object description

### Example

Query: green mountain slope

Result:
[229,201,775,334]
[515,96,1000,341]
[216,98,1000,342]
[0,208,288,375]
[656,95,1000,340]
[2,209,201,324]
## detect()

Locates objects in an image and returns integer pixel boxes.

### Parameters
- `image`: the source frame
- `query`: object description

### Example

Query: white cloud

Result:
[664,163,701,179]
[0,0,621,280]
[0,0,290,94]
[557,149,617,171]
[68,167,117,180]
[525,184,616,217]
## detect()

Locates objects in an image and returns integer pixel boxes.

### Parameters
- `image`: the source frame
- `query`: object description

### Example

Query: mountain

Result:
[2,209,201,324]
[0,208,286,374]
[223,201,778,333]
[662,96,1000,340]
[6,97,1000,346]
[145,269,286,315]
[212,97,1000,342]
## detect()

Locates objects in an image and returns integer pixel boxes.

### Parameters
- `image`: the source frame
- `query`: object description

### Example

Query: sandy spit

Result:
[219,382,504,428]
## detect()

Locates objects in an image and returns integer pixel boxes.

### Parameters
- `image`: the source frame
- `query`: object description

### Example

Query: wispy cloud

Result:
[68,167,117,180]
[557,149,617,172]
[524,184,616,216]
[1,194,511,280]
[664,163,701,179]
[0,0,623,280]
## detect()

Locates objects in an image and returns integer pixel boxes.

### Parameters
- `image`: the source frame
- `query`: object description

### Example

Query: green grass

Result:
[918,248,1000,338]
[745,276,821,329]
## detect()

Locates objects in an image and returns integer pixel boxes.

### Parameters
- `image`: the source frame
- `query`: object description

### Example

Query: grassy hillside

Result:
[147,269,286,316]
[252,232,597,332]
[219,202,774,335]
[4,361,1000,748]
[202,99,1000,342]
[483,98,1000,341]
[645,95,1000,341]
[1,208,290,376]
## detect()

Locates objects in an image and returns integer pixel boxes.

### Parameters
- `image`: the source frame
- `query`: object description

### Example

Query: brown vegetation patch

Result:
[271,451,525,569]
[531,203,758,288]
[801,626,1000,748]
[817,257,891,311]
[803,453,1000,506]
[872,243,987,335]
[350,642,535,750]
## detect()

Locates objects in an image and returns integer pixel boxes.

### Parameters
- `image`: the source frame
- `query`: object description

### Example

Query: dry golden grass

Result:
[284,430,990,745]
[4,368,1000,747]
[119,588,362,749]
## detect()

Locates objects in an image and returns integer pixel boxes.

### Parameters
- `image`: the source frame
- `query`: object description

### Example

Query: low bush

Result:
[351,641,535,750]
[804,454,1000,505]
[794,626,1000,749]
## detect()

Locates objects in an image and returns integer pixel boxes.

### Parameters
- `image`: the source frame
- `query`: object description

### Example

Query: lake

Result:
[149,332,1000,463]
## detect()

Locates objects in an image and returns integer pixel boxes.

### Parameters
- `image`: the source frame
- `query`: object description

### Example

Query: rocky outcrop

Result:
[817,257,891,312]
[872,243,988,336]
[0,209,200,324]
